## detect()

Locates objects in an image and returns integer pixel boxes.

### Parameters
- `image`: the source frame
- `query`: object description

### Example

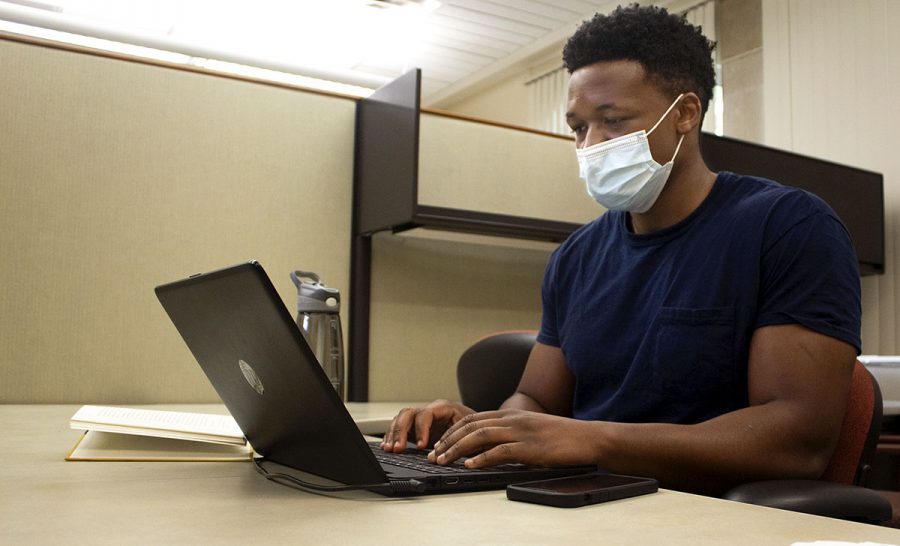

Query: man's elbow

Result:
[777,439,838,481]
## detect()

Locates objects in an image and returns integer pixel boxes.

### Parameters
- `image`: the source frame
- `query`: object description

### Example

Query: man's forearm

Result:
[581,400,836,495]
[501,392,549,413]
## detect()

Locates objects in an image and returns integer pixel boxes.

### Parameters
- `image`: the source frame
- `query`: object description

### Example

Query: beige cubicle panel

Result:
[367,232,554,402]
[1,37,605,405]
[0,37,355,403]
[418,112,600,225]
[367,112,606,402]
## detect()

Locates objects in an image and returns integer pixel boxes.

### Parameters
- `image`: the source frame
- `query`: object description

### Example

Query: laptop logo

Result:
[238,359,265,395]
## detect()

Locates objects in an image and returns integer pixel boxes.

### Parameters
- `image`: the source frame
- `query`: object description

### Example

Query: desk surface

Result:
[3,404,900,546]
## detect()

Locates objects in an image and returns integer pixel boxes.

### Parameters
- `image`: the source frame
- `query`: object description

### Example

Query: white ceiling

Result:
[357,0,617,104]
[0,0,704,106]
[0,0,621,101]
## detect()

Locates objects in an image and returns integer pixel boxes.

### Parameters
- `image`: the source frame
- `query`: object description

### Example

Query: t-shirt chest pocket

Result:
[652,306,737,398]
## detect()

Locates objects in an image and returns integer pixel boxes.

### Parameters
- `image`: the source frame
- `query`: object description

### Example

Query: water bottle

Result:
[290,270,344,400]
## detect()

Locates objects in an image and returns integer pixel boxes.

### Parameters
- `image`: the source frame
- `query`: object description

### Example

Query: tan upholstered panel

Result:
[0,40,354,402]
[418,112,603,224]
[366,114,603,401]
[367,233,552,402]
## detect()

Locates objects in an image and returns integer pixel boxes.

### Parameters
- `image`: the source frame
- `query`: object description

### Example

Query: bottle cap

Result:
[290,271,340,313]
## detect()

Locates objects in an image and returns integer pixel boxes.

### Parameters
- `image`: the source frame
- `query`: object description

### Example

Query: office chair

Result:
[723,360,891,525]
[456,331,892,525]
[457,331,537,412]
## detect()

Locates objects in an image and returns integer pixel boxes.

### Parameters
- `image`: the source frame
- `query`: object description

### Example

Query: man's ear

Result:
[676,93,704,134]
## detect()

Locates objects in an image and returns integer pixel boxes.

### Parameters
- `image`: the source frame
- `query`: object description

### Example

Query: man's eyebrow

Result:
[566,103,621,119]
[594,102,620,112]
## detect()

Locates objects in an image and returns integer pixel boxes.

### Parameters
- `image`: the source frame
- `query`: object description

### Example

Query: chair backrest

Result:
[457,331,536,412]
[819,360,883,486]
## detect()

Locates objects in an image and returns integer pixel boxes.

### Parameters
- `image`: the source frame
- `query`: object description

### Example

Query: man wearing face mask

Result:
[382,3,861,495]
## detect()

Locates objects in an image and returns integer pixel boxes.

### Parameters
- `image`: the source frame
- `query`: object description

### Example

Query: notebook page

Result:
[71,406,244,440]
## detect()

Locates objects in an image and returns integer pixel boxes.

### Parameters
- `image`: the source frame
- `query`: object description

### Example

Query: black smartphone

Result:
[506,472,658,508]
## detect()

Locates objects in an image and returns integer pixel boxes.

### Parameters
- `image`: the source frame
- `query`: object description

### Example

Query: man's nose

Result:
[581,128,606,148]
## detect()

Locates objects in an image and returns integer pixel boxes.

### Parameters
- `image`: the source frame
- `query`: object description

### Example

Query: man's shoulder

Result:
[718,171,797,202]
[716,171,836,221]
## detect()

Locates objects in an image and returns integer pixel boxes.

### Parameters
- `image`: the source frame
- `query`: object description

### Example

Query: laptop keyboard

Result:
[368,442,525,475]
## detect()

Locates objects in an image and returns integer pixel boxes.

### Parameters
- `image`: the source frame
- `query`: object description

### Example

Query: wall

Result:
[1,37,595,405]
[717,0,762,142]
[366,113,598,402]
[417,113,595,222]
[0,38,355,403]
[6,0,893,406]
[438,73,532,129]
[761,0,900,354]
[438,55,563,129]
[368,235,551,401]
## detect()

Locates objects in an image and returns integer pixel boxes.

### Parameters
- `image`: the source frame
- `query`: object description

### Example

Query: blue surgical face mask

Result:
[576,94,685,213]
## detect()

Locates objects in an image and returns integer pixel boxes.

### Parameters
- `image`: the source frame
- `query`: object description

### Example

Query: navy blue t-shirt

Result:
[537,171,861,425]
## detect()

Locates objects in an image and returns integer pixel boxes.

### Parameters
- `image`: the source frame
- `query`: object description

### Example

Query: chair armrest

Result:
[722,479,892,525]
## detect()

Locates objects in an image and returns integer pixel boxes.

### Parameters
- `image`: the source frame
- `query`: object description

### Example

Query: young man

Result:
[381,4,861,495]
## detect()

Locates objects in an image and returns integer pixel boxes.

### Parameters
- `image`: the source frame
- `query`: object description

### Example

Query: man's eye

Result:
[605,117,625,126]
[570,125,586,136]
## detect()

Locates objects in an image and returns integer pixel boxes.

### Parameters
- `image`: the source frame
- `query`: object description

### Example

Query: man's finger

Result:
[414,411,434,449]
[382,408,413,452]
[436,410,502,446]
[464,442,519,469]
[435,412,504,452]
[434,422,511,465]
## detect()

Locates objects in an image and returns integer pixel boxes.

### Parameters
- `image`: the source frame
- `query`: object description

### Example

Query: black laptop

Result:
[155,261,595,495]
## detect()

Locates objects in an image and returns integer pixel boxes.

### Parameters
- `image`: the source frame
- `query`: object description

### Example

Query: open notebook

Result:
[67,405,252,462]
[66,405,393,462]
[66,430,253,462]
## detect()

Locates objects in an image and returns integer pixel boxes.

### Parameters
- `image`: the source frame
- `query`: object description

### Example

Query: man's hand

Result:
[428,409,598,469]
[380,400,475,452]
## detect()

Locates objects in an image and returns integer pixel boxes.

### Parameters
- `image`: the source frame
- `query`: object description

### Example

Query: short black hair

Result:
[562,3,716,114]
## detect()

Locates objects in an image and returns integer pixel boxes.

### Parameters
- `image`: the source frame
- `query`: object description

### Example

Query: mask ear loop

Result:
[669,134,686,163]
[646,93,685,136]
[647,93,686,163]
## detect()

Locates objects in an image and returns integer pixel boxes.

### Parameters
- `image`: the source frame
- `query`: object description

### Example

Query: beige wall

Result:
[9,0,892,406]
[439,55,563,129]
[0,38,355,403]
[368,234,551,401]
[418,113,596,223]
[718,0,763,142]
[366,112,601,402]
[761,0,900,354]
[438,74,532,129]
[1,37,599,404]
